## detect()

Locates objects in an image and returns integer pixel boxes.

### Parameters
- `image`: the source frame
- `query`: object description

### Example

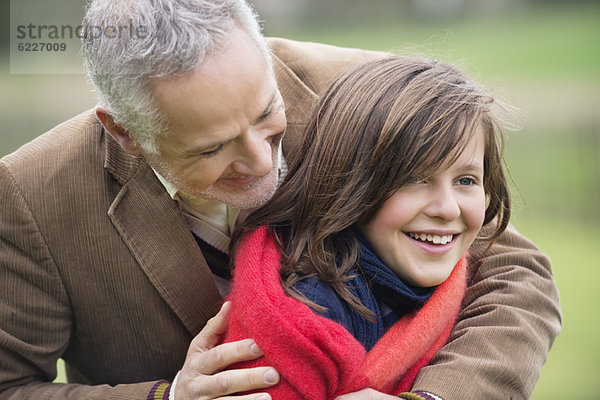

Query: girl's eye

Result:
[456,177,476,186]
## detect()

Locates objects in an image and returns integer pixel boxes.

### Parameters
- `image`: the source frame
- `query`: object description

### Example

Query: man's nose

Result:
[231,128,280,177]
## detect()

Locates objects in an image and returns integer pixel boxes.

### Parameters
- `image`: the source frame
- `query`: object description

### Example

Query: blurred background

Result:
[1,0,599,398]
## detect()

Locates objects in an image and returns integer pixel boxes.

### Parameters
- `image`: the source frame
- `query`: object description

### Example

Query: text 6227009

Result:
[17,42,67,52]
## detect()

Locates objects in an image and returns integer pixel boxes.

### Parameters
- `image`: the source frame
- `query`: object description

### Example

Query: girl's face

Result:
[359,128,487,287]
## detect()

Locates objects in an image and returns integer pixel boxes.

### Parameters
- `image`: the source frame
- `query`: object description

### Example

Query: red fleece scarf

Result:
[223,226,467,399]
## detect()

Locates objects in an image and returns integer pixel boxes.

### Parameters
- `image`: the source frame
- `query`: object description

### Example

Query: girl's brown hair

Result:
[232,56,511,317]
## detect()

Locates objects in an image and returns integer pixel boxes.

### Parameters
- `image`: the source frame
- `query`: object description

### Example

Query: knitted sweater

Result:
[223,226,467,399]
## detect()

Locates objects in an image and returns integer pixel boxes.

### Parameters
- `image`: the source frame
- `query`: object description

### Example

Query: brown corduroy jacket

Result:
[0,38,561,400]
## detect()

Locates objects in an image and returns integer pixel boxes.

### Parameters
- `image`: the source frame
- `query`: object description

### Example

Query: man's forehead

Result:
[148,79,280,154]
[149,33,274,109]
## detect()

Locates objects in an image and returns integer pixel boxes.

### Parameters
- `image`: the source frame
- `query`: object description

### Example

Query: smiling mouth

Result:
[407,232,455,245]
[221,175,262,187]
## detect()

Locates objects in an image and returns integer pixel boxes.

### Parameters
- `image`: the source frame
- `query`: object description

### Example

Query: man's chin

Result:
[202,176,278,209]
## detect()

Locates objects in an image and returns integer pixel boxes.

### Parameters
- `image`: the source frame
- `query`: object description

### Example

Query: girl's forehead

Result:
[412,122,486,172]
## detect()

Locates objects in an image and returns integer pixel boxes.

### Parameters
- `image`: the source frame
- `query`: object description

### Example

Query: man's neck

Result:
[152,169,239,236]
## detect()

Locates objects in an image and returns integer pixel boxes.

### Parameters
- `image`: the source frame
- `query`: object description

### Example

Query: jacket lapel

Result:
[270,50,319,159]
[104,132,222,336]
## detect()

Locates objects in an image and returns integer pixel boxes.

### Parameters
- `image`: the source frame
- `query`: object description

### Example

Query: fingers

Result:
[219,392,273,400]
[191,301,233,354]
[177,366,279,400]
[218,395,270,400]
[334,388,398,400]
[175,301,281,399]
[189,338,264,375]
[207,367,279,398]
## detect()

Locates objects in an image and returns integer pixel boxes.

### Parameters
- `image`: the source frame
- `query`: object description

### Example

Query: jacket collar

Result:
[270,50,319,158]
[103,126,141,186]
[104,130,222,335]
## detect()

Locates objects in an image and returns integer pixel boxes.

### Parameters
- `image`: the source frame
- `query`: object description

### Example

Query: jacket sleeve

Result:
[0,162,162,400]
[411,223,562,400]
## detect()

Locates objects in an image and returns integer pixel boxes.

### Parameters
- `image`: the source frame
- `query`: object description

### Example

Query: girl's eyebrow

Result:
[456,162,484,174]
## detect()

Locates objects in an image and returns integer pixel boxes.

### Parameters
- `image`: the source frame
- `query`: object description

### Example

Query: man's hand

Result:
[175,301,280,400]
[335,388,400,400]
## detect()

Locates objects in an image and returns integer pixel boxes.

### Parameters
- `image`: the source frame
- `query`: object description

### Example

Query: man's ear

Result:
[95,105,141,156]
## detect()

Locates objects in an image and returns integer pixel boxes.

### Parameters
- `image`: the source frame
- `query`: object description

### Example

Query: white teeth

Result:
[408,232,453,245]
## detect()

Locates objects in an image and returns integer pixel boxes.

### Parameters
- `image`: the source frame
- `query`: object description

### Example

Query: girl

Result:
[223,56,511,399]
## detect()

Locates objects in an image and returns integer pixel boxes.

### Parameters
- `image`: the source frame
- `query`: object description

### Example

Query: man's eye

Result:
[259,100,285,122]
[259,106,275,122]
[199,144,224,158]
[260,110,272,121]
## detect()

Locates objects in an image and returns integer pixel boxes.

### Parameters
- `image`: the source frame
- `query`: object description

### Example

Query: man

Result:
[0,1,561,399]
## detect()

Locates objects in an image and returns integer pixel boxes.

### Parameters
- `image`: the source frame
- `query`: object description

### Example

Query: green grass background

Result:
[2,1,599,398]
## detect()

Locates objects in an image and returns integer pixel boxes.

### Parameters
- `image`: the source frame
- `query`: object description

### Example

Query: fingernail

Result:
[263,368,279,384]
[250,340,263,355]
[220,301,231,312]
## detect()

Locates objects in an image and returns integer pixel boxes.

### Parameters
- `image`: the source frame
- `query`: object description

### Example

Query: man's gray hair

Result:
[82,0,269,153]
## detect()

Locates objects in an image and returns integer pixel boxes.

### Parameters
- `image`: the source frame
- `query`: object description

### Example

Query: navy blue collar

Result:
[354,227,434,317]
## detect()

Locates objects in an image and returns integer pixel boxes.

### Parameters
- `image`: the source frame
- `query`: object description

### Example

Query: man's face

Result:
[144,27,286,209]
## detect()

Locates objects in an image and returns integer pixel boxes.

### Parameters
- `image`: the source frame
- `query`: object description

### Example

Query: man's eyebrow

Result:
[184,135,232,155]
[184,91,279,155]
